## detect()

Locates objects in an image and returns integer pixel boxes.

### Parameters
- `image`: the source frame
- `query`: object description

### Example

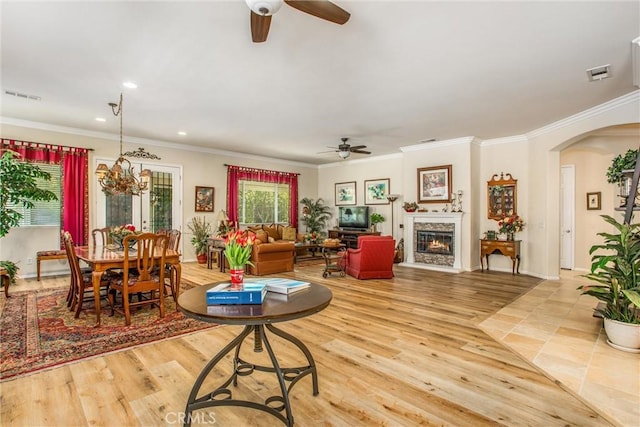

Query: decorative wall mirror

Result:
[487,172,517,220]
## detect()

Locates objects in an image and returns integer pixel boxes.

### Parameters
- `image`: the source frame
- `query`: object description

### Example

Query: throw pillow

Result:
[268,236,275,243]
[282,226,297,241]
[263,224,279,240]
[255,230,268,244]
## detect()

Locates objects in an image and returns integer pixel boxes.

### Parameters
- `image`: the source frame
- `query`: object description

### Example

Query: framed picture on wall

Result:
[195,186,214,212]
[335,181,356,206]
[586,191,601,210]
[417,165,452,203]
[364,178,390,205]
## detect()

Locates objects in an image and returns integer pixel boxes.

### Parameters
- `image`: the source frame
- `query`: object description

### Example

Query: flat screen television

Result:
[338,206,370,230]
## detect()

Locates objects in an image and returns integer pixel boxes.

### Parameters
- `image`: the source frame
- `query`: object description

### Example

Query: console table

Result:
[328,229,381,249]
[178,282,332,426]
[480,239,521,275]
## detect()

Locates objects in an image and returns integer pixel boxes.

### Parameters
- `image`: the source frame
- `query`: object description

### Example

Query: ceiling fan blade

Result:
[348,145,367,151]
[284,0,350,25]
[351,150,371,155]
[250,11,272,43]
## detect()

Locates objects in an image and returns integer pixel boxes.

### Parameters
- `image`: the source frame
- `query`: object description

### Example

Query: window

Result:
[8,163,62,226]
[238,180,290,225]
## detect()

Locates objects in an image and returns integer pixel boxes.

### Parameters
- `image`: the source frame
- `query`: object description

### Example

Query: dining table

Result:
[75,244,182,327]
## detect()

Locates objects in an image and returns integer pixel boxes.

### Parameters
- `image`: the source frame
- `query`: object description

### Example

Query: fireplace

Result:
[400,212,463,273]
[417,230,453,255]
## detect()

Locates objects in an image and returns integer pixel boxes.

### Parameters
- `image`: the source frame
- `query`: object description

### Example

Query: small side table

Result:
[319,244,346,278]
[480,239,521,275]
[0,267,10,298]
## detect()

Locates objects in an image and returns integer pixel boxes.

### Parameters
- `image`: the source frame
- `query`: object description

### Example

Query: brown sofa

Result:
[245,224,297,276]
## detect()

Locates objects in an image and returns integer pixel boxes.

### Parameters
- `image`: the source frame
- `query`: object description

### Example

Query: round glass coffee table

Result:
[178,281,332,426]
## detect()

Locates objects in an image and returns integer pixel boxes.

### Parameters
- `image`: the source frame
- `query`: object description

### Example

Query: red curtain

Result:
[1,139,89,246]
[226,165,299,228]
[63,149,89,245]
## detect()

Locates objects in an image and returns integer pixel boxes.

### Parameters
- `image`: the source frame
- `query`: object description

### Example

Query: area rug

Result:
[0,279,217,381]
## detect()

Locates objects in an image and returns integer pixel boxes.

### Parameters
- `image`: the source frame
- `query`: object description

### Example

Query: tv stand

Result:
[328,229,381,249]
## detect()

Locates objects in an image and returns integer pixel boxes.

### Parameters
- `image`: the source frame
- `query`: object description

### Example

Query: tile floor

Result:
[479,270,639,427]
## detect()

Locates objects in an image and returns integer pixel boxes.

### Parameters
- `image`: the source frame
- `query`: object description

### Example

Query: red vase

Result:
[230,268,244,286]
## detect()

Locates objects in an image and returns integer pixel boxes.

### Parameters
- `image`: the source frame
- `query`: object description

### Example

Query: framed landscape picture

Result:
[364,178,390,205]
[335,181,356,206]
[417,165,452,203]
[195,186,214,212]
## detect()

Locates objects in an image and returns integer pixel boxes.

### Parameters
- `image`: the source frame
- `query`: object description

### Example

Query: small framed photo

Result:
[195,186,214,212]
[364,178,390,205]
[335,181,356,206]
[417,165,452,203]
[587,191,601,210]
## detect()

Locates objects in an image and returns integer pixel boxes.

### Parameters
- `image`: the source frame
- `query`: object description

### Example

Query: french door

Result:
[95,158,182,236]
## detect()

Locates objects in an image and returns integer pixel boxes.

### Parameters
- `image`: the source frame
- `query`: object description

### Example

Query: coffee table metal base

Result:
[184,323,318,427]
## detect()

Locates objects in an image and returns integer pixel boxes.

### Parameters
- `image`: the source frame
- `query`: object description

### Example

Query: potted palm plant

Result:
[300,197,332,234]
[577,215,640,351]
[188,216,212,264]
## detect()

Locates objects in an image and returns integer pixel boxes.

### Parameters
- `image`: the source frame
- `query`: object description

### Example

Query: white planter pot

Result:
[603,318,640,352]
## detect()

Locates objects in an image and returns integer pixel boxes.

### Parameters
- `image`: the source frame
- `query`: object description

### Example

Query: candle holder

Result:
[456,190,463,212]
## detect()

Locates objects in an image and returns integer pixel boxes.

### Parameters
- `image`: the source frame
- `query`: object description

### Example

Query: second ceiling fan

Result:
[246,0,350,43]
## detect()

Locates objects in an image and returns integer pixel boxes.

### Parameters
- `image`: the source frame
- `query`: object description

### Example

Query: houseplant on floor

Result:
[188,216,212,264]
[0,150,58,286]
[577,214,640,351]
[300,197,332,234]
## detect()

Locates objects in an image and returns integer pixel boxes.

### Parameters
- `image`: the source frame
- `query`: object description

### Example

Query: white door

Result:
[95,158,182,236]
[560,165,575,270]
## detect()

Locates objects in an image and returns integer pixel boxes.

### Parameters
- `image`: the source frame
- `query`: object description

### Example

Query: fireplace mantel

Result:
[400,212,463,273]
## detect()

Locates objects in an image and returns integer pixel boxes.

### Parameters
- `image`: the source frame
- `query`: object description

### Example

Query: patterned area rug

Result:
[0,280,217,381]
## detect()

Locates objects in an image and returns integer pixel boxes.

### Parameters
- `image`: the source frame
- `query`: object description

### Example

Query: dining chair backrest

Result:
[167,229,181,252]
[123,233,168,287]
[92,227,111,246]
[62,231,83,304]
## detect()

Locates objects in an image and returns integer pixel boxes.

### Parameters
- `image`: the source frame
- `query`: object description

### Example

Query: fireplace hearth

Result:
[417,230,454,256]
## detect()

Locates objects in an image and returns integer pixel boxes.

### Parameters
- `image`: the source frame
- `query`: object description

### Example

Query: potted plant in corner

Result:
[606,148,639,206]
[0,150,58,287]
[577,214,640,351]
[188,216,212,264]
[370,212,385,232]
[300,197,333,234]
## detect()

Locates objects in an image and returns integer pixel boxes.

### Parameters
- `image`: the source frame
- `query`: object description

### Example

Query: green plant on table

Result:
[606,149,638,184]
[370,213,385,225]
[577,215,640,324]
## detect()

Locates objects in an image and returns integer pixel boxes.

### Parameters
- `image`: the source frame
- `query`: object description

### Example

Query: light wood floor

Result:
[1,263,616,426]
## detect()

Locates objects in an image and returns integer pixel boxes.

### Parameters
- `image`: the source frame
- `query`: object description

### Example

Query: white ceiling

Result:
[1,1,638,165]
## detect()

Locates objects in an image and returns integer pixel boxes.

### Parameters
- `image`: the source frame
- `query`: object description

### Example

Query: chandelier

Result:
[95,93,151,195]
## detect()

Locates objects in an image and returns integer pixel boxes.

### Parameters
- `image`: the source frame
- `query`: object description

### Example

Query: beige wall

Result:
[0,123,319,277]
[2,91,639,279]
[561,135,639,271]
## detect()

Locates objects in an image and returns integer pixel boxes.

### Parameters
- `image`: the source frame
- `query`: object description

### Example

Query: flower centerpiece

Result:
[224,230,256,285]
[497,214,524,240]
[110,224,139,248]
[304,231,321,243]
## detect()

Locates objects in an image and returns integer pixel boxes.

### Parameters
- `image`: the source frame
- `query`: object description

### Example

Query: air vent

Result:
[586,64,611,81]
[4,90,41,101]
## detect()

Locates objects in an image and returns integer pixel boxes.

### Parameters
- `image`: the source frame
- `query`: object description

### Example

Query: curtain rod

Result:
[224,163,300,176]
[1,138,94,151]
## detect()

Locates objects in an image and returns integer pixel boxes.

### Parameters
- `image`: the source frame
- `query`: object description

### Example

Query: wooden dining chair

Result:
[160,229,181,303]
[62,231,110,318]
[91,227,111,246]
[108,232,168,325]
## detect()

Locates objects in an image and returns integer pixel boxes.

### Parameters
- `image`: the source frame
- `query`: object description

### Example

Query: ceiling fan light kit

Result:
[245,0,283,16]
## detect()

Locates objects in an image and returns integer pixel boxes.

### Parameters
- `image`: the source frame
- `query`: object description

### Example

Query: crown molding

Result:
[400,136,477,152]
[0,116,318,169]
[317,152,402,169]
[526,90,640,139]
[481,135,529,147]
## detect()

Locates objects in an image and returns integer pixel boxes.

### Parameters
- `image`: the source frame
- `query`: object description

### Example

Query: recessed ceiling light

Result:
[95,117,106,122]
[178,131,187,136]
[122,81,138,89]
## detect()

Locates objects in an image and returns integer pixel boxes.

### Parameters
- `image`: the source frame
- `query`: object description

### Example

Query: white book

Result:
[246,278,310,294]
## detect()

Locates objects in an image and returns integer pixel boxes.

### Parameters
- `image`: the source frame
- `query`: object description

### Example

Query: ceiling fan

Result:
[330,137,371,159]
[246,0,350,43]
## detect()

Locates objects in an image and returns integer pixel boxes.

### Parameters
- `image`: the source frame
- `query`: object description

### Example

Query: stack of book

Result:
[206,278,310,305]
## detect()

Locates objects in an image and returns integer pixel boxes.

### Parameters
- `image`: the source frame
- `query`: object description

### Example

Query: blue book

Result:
[206,282,267,305]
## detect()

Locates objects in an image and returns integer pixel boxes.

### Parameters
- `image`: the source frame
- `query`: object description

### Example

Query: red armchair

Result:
[345,235,395,279]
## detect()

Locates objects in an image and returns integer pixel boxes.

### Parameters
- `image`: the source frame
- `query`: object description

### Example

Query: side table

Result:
[178,282,332,427]
[319,243,346,278]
